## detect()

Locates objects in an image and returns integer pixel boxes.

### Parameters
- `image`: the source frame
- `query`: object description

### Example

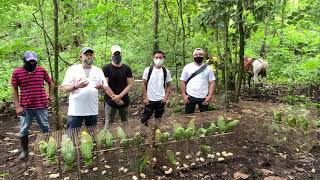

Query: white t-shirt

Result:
[142,66,172,101]
[180,62,215,98]
[62,64,108,116]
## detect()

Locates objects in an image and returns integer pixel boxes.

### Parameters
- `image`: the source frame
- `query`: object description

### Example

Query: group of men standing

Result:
[11,46,215,159]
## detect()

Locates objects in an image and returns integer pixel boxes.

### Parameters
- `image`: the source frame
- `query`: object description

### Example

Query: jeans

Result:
[19,109,50,137]
[67,115,98,129]
[185,96,208,114]
[141,100,165,125]
[105,103,129,128]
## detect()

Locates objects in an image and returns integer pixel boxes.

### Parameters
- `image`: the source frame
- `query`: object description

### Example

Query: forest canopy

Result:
[0,0,319,102]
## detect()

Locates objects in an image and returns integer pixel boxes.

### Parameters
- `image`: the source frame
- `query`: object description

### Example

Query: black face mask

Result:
[194,57,204,64]
[112,55,122,64]
[23,61,37,72]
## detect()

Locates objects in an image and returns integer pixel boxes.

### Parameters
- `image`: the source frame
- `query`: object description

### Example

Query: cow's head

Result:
[244,57,255,75]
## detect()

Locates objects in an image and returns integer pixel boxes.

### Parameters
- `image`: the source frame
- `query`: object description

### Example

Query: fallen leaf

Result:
[261,169,274,176]
[8,149,19,154]
[294,166,305,173]
[233,171,249,179]
[3,137,11,141]
[264,176,287,180]
[311,167,316,174]
[278,153,287,159]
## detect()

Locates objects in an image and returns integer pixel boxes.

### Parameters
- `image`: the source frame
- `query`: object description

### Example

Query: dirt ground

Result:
[0,89,319,180]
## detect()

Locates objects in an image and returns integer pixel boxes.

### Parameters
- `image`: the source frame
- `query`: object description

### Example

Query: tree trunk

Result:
[223,15,230,106]
[163,0,179,90]
[234,0,245,102]
[215,23,225,92]
[178,0,186,66]
[153,0,159,52]
[212,20,222,92]
[279,0,286,45]
[53,0,61,130]
[260,16,270,58]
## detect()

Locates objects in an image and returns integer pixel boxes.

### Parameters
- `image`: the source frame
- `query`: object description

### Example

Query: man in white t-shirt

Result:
[141,50,172,125]
[62,47,112,129]
[180,48,215,114]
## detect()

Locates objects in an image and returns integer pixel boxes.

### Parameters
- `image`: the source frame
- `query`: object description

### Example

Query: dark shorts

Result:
[141,100,165,125]
[185,96,208,114]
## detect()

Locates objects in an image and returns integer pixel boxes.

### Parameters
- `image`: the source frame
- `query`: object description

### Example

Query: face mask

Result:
[23,61,37,72]
[112,55,122,64]
[154,58,164,66]
[84,58,94,65]
[194,57,204,64]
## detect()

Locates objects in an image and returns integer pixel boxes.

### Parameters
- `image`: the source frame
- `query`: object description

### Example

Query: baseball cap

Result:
[80,47,94,54]
[24,51,38,61]
[111,45,121,55]
[193,48,204,56]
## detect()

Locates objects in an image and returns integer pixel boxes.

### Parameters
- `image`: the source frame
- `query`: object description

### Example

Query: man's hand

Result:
[162,96,168,104]
[15,106,25,116]
[111,95,124,106]
[203,95,212,105]
[115,100,125,106]
[143,97,149,106]
[75,78,89,89]
[95,83,105,90]
[183,94,189,104]
[111,94,122,102]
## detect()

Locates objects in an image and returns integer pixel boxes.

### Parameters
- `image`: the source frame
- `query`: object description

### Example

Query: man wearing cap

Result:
[62,47,111,129]
[180,48,215,114]
[102,45,134,127]
[11,51,53,159]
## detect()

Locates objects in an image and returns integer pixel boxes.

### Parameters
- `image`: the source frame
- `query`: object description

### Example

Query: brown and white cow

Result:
[244,57,268,88]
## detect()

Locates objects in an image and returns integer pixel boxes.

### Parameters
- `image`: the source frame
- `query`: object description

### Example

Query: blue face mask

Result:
[112,55,122,64]
[84,58,94,65]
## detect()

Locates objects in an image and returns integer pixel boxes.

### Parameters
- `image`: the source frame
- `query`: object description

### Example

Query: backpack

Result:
[146,65,167,89]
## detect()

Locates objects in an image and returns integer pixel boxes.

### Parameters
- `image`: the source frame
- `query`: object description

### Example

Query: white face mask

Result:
[154,58,164,66]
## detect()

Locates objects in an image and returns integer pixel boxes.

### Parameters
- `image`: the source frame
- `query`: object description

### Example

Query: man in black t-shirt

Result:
[102,45,134,127]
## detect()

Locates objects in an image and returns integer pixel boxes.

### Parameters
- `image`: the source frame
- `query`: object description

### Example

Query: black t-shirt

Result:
[102,63,133,107]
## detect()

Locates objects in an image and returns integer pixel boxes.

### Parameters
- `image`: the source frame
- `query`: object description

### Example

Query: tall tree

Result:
[53,0,61,130]
[222,13,230,106]
[153,0,160,52]
[177,0,186,66]
[279,0,287,45]
[163,0,179,89]
[234,0,245,102]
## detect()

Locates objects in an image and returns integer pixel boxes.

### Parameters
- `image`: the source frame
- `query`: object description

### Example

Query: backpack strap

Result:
[186,64,208,84]
[147,65,154,86]
[162,67,167,89]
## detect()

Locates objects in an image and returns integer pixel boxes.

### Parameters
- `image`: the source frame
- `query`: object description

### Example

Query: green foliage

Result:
[0,0,319,104]
[285,95,311,105]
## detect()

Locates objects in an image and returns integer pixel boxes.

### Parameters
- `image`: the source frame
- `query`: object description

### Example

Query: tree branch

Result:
[32,12,71,66]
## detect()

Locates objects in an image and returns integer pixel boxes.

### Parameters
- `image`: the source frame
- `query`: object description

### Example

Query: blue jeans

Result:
[104,103,129,128]
[67,115,98,129]
[19,109,50,137]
